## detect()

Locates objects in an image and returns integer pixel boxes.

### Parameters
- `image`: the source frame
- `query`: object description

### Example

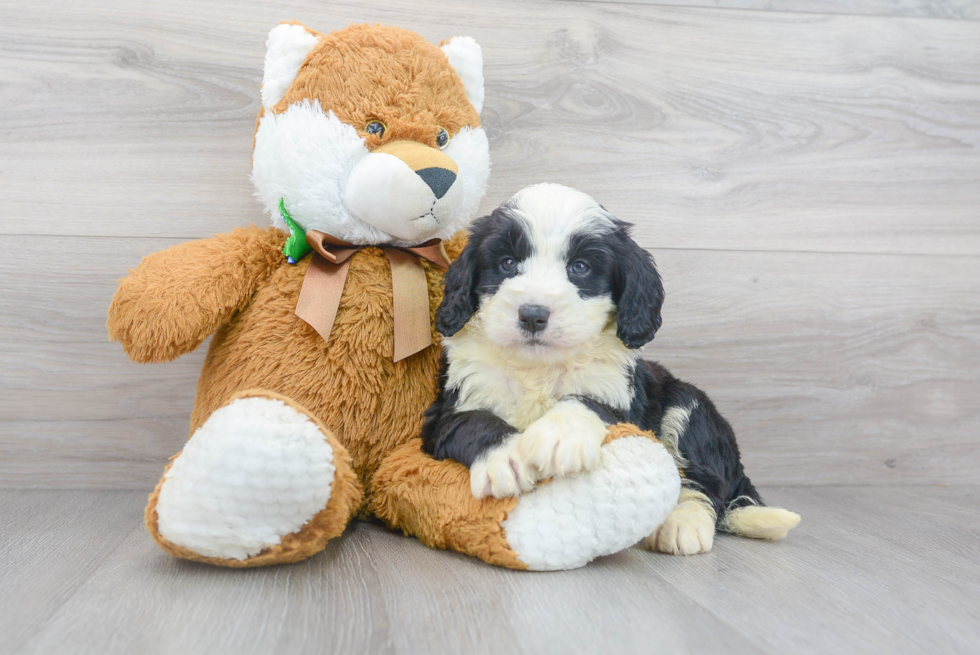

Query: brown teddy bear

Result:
[107,21,682,571]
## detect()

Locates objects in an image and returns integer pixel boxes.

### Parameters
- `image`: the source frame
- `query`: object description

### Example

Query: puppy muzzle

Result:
[518,304,550,335]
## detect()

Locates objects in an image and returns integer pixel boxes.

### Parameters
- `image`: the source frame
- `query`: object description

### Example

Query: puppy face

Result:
[438,184,665,357]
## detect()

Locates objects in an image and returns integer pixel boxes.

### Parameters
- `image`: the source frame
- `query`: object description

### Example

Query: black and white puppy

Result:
[422,184,799,555]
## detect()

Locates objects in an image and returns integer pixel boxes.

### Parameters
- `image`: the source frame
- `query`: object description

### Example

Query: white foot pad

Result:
[502,436,681,571]
[156,396,335,560]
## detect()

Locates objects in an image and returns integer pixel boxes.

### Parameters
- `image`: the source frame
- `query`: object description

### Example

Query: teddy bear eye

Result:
[436,128,449,149]
[365,121,386,137]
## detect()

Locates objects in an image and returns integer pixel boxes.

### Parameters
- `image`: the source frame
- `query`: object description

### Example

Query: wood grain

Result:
[2,233,978,488]
[0,0,978,255]
[1,0,979,490]
[646,485,980,654]
[0,490,144,655]
[7,486,978,655]
[562,0,980,21]
[18,521,762,655]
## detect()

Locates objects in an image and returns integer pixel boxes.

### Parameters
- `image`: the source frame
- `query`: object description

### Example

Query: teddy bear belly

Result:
[188,259,442,492]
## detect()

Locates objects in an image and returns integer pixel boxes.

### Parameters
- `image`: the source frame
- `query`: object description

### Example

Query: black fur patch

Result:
[575,360,765,524]
[634,360,763,525]
[435,205,532,337]
[609,220,664,349]
[420,355,518,466]
[564,230,616,299]
[472,206,533,297]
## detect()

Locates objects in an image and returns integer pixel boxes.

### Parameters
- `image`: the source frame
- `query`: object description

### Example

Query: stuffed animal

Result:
[107,21,681,571]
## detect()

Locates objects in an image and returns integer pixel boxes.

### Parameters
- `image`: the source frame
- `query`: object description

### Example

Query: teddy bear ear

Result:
[441,36,484,114]
[261,23,321,111]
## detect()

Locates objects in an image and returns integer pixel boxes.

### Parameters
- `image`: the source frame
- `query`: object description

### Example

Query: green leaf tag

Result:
[280,199,312,264]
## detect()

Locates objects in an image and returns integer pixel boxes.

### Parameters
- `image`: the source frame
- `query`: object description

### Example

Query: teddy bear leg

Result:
[145,390,363,567]
[370,424,680,571]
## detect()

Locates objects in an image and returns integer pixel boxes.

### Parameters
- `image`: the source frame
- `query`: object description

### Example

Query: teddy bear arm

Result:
[370,438,528,569]
[370,426,682,571]
[107,226,285,363]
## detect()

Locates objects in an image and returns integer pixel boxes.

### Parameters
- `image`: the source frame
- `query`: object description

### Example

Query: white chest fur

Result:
[444,325,638,430]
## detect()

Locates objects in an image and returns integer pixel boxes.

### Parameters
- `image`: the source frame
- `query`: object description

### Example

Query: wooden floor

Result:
[1,485,977,655]
[2,1,979,653]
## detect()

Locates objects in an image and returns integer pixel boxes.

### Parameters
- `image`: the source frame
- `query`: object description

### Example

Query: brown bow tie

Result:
[295,230,451,362]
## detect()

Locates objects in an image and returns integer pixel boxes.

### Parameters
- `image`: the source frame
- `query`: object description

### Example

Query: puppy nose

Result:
[415,167,456,199]
[518,305,550,334]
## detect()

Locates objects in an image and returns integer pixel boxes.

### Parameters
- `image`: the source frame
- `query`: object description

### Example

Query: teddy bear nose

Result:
[415,167,456,199]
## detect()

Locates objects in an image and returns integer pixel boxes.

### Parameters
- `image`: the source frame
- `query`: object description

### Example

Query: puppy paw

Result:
[470,435,537,499]
[644,492,716,556]
[518,400,606,479]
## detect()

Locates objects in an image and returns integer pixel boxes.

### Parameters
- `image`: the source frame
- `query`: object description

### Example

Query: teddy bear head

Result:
[251,22,490,247]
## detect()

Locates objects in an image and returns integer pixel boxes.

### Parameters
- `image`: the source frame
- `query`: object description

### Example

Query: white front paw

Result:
[518,400,606,479]
[469,435,537,499]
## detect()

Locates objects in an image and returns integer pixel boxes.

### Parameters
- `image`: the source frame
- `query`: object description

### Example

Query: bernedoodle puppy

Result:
[421,183,800,555]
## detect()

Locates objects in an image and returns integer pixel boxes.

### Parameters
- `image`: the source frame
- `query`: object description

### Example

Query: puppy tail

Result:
[719,499,801,541]
[680,457,801,541]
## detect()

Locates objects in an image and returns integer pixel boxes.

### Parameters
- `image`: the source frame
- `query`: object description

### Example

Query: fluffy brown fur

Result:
[111,225,660,567]
[110,23,665,569]
[110,227,465,516]
[108,227,284,364]
[108,21,497,567]
[371,438,526,570]
[257,23,481,150]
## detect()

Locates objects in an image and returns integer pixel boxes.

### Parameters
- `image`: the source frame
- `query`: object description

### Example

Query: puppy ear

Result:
[613,228,664,349]
[436,235,481,337]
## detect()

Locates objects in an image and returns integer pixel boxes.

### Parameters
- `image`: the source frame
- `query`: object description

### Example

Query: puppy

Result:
[421,183,800,554]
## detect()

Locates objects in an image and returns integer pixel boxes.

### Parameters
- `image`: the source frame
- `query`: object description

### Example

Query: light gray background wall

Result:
[2,0,978,489]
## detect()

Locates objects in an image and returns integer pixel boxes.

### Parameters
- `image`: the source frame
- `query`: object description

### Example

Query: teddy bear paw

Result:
[154,395,337,561]
[502,434,680,571]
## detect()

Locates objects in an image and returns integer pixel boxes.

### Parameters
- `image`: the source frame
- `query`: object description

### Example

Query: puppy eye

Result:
[436,128,449,149]
[365,121,386,138]
[499,257,517,272]
[569,260,590,276]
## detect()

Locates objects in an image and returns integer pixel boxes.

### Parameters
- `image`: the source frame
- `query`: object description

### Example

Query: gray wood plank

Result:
[3,235,978,488]
[0,418,198,489]
[19,517,761,655]
[1,1,978,256]
[353,522,762,654]
[12,487,980,655]
[18,524,393,655]
[641,485,980,655]
[562,0,980,21]
[770,486,980,585]
[0,490,145,655]
[650,248,980,487]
